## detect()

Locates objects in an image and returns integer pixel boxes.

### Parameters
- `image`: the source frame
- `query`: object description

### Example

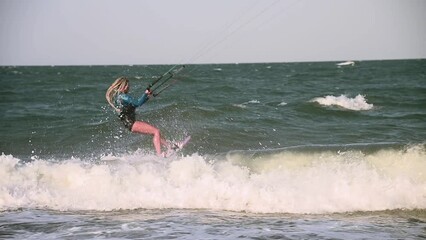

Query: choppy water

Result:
[1,60,425,239]
[1,209,425,239]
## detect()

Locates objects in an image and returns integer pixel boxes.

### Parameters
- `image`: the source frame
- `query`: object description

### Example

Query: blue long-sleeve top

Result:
[116,92,149,111]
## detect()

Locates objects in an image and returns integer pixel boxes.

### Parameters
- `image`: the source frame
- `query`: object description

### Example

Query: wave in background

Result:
[311,94,374,111]
[1,144,424,214]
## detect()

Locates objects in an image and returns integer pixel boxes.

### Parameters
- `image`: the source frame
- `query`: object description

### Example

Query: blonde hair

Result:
[106,77,129,112]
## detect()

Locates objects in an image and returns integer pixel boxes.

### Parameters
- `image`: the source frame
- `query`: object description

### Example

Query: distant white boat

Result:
[336,61,355,66]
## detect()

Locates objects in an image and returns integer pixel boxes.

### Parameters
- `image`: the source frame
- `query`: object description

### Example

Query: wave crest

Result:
[311,94,373,111]
[1,145,425,213]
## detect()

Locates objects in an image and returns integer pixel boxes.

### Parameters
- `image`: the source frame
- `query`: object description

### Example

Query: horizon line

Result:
[0,57,424,67]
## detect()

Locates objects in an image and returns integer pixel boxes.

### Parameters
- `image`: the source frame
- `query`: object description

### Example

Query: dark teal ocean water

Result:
[1,60,425,239]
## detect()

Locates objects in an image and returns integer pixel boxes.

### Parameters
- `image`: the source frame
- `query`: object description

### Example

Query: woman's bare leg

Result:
[131,121,167,156]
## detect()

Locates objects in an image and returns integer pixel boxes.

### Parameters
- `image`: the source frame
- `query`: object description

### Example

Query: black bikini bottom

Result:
[119,112,135,131]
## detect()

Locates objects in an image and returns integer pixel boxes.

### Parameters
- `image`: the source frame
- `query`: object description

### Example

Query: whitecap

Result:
[247,100,260,104]
[232,100,260,108]
[1,145,425,214]
[311,94,373,111]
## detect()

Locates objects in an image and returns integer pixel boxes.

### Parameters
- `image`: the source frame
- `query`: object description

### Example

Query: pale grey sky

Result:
[1,0,425,65]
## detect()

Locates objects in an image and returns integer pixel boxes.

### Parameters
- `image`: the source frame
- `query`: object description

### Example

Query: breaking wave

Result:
[311,94,373,111]
[1,144,425,214]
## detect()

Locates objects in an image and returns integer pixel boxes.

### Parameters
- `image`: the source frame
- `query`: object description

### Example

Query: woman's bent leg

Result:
[131,121,165,156]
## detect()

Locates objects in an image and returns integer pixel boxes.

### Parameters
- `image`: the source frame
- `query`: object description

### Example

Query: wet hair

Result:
[106,77,128,112]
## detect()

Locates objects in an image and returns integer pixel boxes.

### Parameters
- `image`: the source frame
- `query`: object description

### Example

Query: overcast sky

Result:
[1,0,425,66]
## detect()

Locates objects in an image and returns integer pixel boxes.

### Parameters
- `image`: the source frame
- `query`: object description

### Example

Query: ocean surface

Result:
[1,60,425,239]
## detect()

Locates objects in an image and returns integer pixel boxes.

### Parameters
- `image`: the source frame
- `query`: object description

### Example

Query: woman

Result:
[106,77,170,157]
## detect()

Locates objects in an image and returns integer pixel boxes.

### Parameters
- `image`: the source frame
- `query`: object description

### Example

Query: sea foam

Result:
[1,145,425,213]
[311,94,373,111]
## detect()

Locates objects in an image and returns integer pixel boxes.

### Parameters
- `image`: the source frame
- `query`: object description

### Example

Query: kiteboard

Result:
[165,135,191,158]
